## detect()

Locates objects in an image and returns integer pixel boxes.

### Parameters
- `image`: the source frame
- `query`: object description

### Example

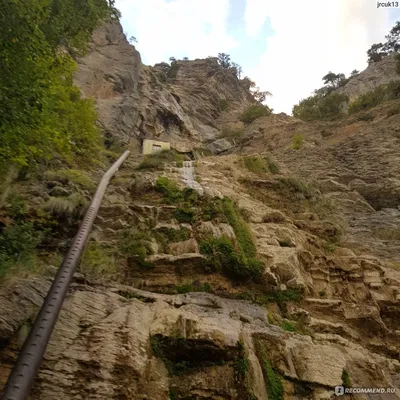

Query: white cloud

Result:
[116,0,237,65]
[244,0,393,114]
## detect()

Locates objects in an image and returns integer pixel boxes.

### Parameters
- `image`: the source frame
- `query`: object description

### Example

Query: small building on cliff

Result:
[142,139,170,155]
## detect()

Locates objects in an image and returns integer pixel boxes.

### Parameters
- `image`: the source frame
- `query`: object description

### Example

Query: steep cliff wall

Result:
[1,19,400,400]
[336,54,399,101]
[74,21,253,152]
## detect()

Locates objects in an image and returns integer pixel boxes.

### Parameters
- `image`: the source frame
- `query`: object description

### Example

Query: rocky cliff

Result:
[1,21,400,400]
[336,54,398,101]
[74,21,253,152]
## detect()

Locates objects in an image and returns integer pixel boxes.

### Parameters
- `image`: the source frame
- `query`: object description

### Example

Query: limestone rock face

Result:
[336,54,399,102]
[74,21,142,144]
[1,283,399,400]
[73,22,253,149]
[2,17,400,400]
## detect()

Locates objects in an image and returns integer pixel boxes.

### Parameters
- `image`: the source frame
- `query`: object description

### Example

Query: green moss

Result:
[234,340,257,399]
[222,198,257,259]
[155,177,199,208]
[319,290,327,298]
[342,369,352,388]
[174,207,196,224]
[120,228,154,270]
[243,156,268,174]
[256,347,284,400]
[281,320,297,332]
[80,242,117,280]
[202,197,225,221]
[156,227,191,244]
[235,288,304,305]
[199,198,263,280]
[261,355,284,400]
[199,235,262,280]
[268,312,278,325]
[176,281,213,294]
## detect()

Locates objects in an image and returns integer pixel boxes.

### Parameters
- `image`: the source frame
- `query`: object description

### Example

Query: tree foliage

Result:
[240,76,256,90]
[240,104,273,124]
[322,71,348,88]
[0,0,116,170]
[292,92,349,121]
[348,80,400,114]
[367,21,400,63]
[217,52,231,68]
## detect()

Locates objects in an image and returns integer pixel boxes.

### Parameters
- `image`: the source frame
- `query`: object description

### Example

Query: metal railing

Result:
[1,150,130,400]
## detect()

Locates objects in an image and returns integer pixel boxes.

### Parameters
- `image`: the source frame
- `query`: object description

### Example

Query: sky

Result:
[116,0,400,114]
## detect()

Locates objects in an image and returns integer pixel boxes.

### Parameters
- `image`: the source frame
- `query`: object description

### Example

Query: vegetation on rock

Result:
[137,150,184,170]
[80,241,117,280]
[0,0,119,171]
[257,348,284,400]
[342,369,352,388]
[292,91,349,121]
[366,21,399,63]
[348,80,400,114]
[120,228,154,269]
[0,222,44,279]
[292,134,304,150]
[240,104,273,124]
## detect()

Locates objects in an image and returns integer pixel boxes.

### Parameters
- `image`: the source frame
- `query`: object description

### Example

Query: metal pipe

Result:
[1,150,130,400]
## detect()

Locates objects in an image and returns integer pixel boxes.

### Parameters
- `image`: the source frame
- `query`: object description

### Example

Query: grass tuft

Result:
[292,134,304,150]
[80,241,117,280]
[44,169,96,191]
[44,193,87,217]
[137,150,184,170]
[244,156,267,174]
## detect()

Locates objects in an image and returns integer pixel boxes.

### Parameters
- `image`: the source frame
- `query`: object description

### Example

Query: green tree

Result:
[367,43,387,63]
[366,21,400,64]
[231,62,243,78]
[384,21,400,53]
[322,71,347,88]
[240,76,256,90]
[252,89,272,102]
[0,0,116,170]
[217,52,231,68]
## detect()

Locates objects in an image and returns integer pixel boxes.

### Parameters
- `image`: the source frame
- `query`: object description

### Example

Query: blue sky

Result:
[116,0,399,114]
